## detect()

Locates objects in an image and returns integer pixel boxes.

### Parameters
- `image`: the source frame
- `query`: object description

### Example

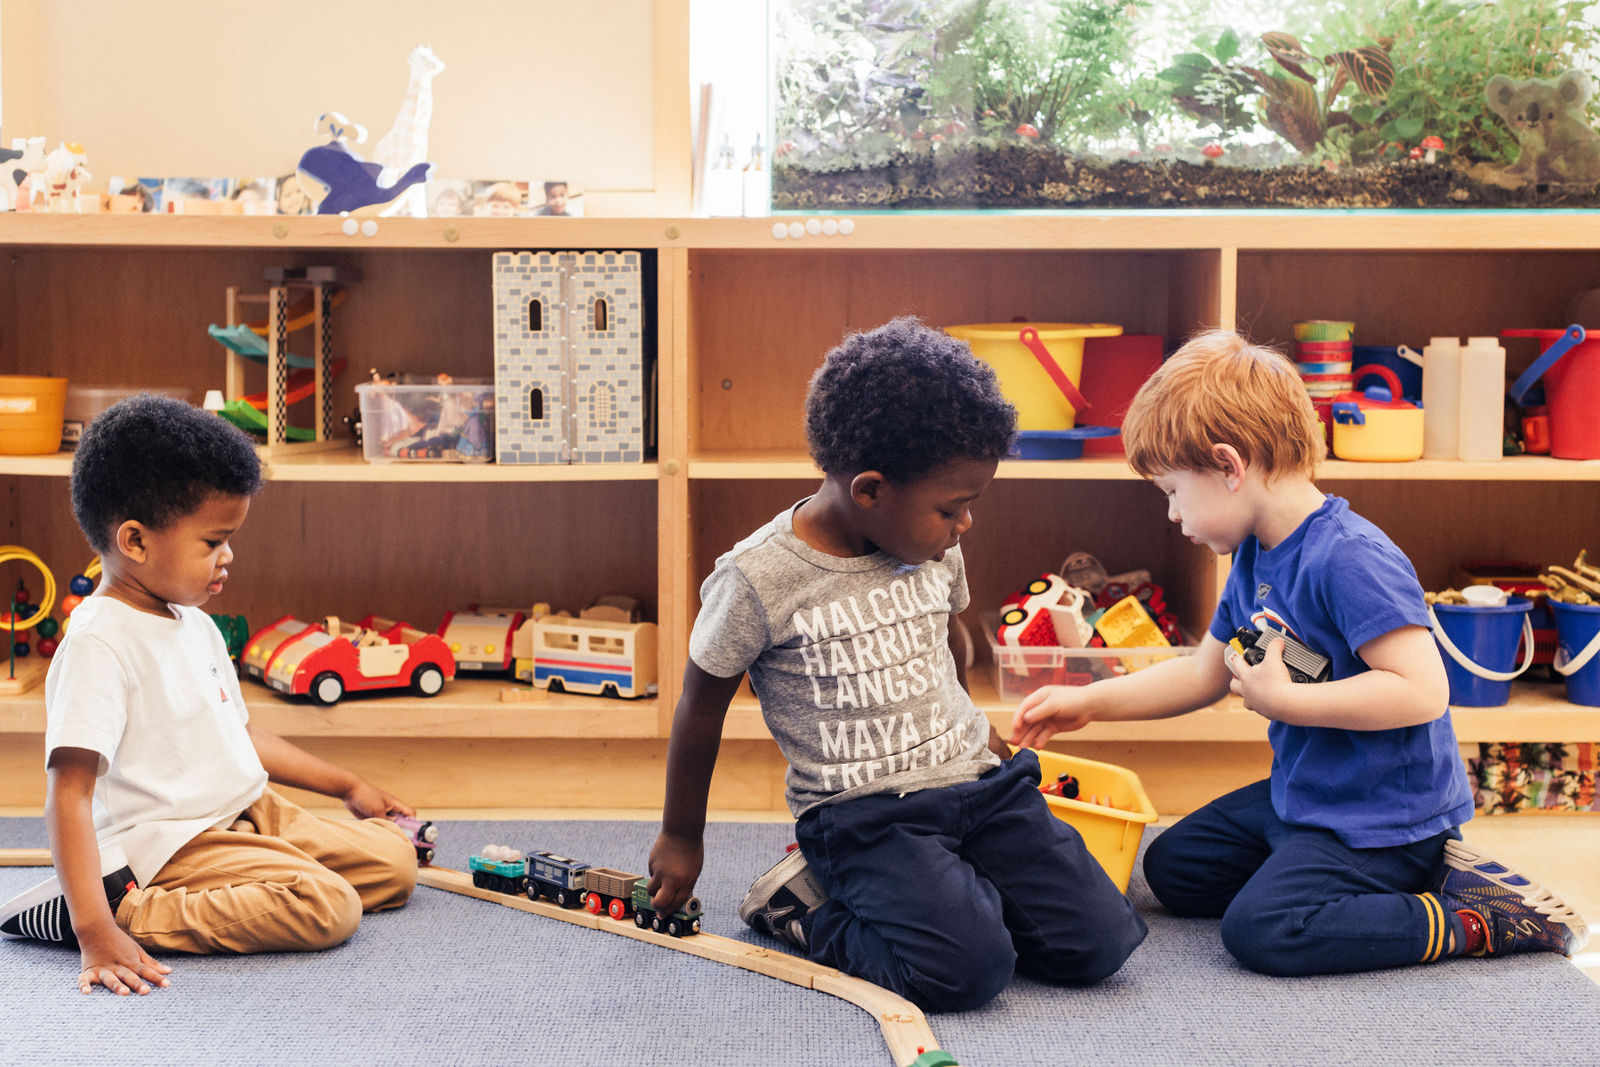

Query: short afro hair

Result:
[71,394,264,553]
[805,317,1016,483]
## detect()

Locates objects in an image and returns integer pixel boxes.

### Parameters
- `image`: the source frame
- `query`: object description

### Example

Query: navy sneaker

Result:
[0,867,137,949]
[1434,839,1589,957]
[738,847,827,951]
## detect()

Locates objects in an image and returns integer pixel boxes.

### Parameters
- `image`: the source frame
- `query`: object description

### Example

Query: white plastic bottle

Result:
[1422,336,1462,460]
[1457,335,1506,462]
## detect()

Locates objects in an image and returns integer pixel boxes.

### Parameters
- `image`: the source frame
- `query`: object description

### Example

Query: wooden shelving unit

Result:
[3,212,1598,810]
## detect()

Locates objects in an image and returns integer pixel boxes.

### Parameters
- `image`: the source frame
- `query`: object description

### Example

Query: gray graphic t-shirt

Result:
[690,501,1000,817]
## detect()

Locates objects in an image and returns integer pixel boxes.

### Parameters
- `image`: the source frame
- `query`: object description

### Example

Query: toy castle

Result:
[492,250,651,464]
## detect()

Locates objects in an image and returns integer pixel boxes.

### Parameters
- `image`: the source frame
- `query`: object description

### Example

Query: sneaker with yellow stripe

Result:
[1431,839,1589,957]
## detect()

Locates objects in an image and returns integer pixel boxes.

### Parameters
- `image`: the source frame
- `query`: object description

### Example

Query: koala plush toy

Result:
[1485,70,1600,186]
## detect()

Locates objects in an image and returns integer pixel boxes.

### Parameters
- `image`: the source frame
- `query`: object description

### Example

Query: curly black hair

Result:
[805,317,1017,483]
[70,394,264,553]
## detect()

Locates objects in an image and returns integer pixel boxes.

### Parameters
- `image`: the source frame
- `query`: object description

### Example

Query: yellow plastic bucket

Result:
[0,376,67,455]
[1032,748,1158,893]
[946,323,1122,430]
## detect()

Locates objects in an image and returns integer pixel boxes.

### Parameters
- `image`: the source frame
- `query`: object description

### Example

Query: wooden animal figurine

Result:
[0,136,46,211]
[37,141,92,213]
[373,45,444,218]
[296,111,433,216]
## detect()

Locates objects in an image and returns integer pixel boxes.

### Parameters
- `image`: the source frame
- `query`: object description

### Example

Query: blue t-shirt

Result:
[1208,495,1474,847]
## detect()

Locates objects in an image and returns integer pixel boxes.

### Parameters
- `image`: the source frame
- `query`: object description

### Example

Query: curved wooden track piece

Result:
[417,865,956,1067]
[0,848,51,866]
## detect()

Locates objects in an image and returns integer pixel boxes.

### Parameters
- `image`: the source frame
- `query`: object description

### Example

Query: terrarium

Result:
[769,0,1600,210]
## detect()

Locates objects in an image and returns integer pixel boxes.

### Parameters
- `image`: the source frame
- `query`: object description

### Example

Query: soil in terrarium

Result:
[770,0,1600,210]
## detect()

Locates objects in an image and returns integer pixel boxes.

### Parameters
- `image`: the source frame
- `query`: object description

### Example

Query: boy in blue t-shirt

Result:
[1011,331,1588,975]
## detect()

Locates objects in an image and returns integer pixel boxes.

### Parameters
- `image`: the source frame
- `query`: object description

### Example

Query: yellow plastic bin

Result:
[0,376,68,455]
[945,323,1121,430]
[1031,748,1158,893]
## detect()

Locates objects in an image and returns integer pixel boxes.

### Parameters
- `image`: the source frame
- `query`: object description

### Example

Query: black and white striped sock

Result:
[6,894,76,946]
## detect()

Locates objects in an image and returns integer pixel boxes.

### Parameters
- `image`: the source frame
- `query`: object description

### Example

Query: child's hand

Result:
[77,923,171,997]
[646,830,704,916]
[1229,637,1295,717]
[1010,685,1095,750]
[342,780,415,821]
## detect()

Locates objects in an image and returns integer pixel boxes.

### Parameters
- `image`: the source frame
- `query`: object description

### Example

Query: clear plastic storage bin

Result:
[983,611,1194,703]
[356,380,494,463]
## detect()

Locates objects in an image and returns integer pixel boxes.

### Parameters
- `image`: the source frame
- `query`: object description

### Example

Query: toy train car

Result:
[511,616,659,699]
[469,847,529,896]
[391,814,438,865]
[1227,625,1331,684]
[467,845,703,937]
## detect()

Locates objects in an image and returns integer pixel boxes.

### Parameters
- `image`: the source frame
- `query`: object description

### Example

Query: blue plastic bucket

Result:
[1353,345,1423,402]
[1429,599,1534,706]
[1551,600,1600,707]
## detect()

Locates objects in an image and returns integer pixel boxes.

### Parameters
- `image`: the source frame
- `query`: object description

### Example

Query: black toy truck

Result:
[1227,625,1331,684]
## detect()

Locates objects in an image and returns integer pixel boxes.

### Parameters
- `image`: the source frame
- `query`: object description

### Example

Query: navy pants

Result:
[795,748,1147,1013]
[1144,779,1458,976]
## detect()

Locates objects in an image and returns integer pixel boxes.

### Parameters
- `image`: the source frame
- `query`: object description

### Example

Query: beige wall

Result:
[0,0,663,207]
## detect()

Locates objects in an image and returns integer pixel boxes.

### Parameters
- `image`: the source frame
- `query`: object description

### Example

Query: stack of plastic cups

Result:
[1293,320,1356,446]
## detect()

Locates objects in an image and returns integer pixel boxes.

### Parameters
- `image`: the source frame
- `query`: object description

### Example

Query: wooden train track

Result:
[0,850,954,1066]
[0,849,51,866]
[417,865,956,1067]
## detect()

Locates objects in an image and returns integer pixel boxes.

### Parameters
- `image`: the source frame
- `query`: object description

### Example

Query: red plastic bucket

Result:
[1505,325,1600,460]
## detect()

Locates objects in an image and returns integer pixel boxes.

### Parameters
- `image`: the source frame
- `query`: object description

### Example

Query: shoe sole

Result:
[1444,839,1590,954]
[737,848,825,925]
[0,874,64,941]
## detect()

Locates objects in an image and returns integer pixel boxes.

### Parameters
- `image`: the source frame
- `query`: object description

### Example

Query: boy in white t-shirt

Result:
[0,395,418,997]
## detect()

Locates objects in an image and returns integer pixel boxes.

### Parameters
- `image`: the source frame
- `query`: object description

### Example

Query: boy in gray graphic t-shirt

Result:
[646,318,1146,1013]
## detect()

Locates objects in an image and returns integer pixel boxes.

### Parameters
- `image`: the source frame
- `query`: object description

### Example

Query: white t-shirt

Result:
[44,597,269,884]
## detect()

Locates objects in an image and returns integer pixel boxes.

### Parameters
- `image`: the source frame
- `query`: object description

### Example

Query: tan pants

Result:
[115,788,417,954]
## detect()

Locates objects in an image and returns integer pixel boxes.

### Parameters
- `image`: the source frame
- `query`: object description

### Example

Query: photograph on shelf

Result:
[162,177,235,214]
[532,179,583,216]
[275,171,314,215]
[426,177,473,217]
[107,177,162,212]
[231,177,278,215]
[472,180,529,216]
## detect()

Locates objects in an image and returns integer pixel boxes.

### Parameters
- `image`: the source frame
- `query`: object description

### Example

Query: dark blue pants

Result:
[795,748,1147,1012]
[1143,779,1458,976]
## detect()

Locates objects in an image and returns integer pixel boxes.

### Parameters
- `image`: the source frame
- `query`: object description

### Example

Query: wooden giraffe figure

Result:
[375,45,445,218]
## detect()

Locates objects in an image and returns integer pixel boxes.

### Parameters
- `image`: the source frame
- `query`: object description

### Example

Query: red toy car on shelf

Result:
[241,614,456,706]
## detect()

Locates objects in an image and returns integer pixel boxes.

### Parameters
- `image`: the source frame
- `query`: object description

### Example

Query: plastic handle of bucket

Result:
[1553,617,1600,678]
[1350,363,1402,401]
[1508,324,1585,405]
[1396,345,1424,368]
[1428,605,1535,682]
[1017,327,1092,415]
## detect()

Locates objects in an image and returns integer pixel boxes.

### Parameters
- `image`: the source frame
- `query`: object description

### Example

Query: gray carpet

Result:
[2,816,1597,1066]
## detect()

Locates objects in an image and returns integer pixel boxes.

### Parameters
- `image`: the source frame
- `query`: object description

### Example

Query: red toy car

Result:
[242,614,456,705]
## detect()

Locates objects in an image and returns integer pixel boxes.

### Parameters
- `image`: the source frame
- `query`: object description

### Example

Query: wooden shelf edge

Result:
[15,212,1600,252]
[0,450,659,483]
[0,677,665,739]
[684,452,1600,484]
